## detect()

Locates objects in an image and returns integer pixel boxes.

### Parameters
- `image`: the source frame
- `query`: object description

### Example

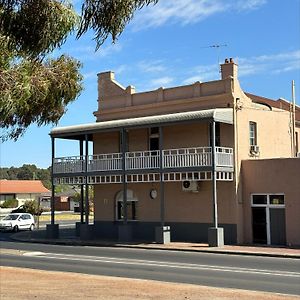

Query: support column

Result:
[80,135,94,240]
[46,137,59,239]
[76,139,84,237]
[85,134,89,225]
[208,121,224,247]
[155,126,170,244]
[118,128,132,242]
[80,139,84,224]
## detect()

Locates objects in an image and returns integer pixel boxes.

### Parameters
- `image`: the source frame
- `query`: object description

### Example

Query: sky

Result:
[1,0,300,169]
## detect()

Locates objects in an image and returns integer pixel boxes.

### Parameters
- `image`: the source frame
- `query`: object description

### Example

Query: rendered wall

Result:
[242,158,300,246]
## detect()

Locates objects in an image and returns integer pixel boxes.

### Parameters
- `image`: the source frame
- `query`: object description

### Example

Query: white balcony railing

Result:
[88,153,122,172]
[163,147,211,168]
[215,147,234,167]
[53,147,233,174]
[126,150,160,170]
[53,156,84,174]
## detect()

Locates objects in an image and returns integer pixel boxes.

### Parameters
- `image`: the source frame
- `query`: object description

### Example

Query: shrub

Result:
[12,200,43,215]
[0,198,18,208]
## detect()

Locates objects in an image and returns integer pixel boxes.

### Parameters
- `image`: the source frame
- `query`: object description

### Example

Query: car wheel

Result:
[13,225,19,232]
[29,224,35,231]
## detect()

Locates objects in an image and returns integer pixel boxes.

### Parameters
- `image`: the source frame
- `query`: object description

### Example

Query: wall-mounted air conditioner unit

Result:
[182,181,198,192]
[250,145,260,154]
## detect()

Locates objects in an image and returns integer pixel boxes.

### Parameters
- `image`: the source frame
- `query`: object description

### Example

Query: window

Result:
[249,122,257,146]
[0,194,15,201]
[209,123,221,147]
[115,189,138,221]
[296,132,299,154]
[252,195,267,205]
[149,127,159,152]
[117,201,137,221]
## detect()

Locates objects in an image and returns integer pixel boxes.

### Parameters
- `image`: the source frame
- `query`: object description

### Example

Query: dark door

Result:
[252,207,267,244]
[270,208,286,245]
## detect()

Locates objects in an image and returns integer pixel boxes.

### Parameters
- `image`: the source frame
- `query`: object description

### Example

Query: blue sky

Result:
[1,0,300,168]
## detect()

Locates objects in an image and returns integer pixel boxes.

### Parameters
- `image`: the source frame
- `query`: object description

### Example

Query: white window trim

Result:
[251,193,285,245]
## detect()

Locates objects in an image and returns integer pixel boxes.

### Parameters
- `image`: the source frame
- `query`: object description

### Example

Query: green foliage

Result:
[22,199,43,215]
[0,198,18,208]
[0,0,79,58]
[0,0,158,140]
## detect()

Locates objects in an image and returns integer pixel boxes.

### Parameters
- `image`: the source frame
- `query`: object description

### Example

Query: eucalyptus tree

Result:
[0,0,157,141]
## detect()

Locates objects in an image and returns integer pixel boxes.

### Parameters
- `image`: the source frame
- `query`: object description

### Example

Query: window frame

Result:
[249,121,257,146]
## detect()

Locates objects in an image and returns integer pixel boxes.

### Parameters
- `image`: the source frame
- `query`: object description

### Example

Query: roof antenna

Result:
[201,44,228,73]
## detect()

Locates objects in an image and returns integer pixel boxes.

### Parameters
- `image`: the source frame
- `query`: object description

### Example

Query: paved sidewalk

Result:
[11,229,300,259]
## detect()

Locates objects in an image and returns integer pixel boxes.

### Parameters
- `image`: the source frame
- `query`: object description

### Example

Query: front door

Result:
[270,208,286,245]
[251,194,286,245]
[252,207,267,244]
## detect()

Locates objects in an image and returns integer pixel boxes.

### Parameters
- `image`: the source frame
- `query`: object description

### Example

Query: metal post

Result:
[85,134,89,225]
[159,126,165,227]
[51,137,55,225]
[212,121,218,228]
[80,139,84,223]
[121,129,128,224]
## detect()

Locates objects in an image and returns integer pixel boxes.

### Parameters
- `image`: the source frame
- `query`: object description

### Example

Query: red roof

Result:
[0,180,50,194]
[246,92,300,121]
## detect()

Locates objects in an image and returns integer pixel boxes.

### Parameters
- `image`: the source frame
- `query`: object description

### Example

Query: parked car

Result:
[0,213,35,232]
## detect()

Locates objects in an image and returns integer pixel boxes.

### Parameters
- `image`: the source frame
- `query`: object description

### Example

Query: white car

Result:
[0,213,35,232]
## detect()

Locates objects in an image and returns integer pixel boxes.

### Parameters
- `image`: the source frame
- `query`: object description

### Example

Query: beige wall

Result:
[92,122,234,155]
[94,181,236,224]
[242,158,300,246]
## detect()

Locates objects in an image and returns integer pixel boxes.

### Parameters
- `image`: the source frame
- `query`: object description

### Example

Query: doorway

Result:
[251,194,286,245]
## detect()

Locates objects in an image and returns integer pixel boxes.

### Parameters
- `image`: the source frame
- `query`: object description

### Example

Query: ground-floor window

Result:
[251,194,286,245]
[115,189,138,221]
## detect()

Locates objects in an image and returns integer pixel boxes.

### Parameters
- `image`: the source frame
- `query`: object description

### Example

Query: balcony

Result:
[53,147,233,175]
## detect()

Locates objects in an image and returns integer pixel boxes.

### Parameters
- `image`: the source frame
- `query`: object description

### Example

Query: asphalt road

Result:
[0,236,299,296]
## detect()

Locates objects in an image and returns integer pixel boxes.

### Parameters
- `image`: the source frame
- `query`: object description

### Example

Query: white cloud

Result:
[236,0,267,11]
[138,60,166,73]
[149,76,174,87]
[70,43,123,61]
[183,64,219,84]
[237,50,300,76]
[132,0,267,30]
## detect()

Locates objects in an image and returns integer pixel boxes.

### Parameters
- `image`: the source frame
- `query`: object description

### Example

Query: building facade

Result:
[49,58,300,246]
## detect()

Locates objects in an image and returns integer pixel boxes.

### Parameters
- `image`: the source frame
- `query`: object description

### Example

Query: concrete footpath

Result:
[11,228,300,259]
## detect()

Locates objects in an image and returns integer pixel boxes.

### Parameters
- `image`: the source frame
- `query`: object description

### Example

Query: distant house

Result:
[0,180,50,207]
[39,189,80,212]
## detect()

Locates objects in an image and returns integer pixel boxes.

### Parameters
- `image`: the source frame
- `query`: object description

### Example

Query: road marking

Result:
[22,252,300,278]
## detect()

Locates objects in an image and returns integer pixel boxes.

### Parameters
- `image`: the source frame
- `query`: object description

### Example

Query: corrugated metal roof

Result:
[0,180,50,194]
[50,108,233,138]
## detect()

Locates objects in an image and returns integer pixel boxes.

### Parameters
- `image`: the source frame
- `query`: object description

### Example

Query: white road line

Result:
[22,252,300,278]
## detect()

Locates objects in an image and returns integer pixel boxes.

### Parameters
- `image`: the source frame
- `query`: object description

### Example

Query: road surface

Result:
[0,237,299,296]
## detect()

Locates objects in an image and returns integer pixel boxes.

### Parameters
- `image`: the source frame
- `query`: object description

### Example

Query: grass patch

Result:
[38,214,94,222]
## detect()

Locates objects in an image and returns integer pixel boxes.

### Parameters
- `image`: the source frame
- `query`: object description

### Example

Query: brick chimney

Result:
[220,58,238,80]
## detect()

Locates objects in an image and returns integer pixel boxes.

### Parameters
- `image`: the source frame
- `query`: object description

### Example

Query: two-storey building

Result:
[48,58,300,246]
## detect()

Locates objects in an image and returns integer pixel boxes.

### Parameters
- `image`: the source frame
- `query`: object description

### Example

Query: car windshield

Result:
[3,214,20,220]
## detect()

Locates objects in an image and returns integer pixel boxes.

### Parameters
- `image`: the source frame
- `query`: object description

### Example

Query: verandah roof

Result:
[50,108,233,140]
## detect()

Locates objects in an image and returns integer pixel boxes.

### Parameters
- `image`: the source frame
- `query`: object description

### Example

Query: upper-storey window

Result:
[209,122,220,147]
[149,127,159,152]
[249,121,257,146]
